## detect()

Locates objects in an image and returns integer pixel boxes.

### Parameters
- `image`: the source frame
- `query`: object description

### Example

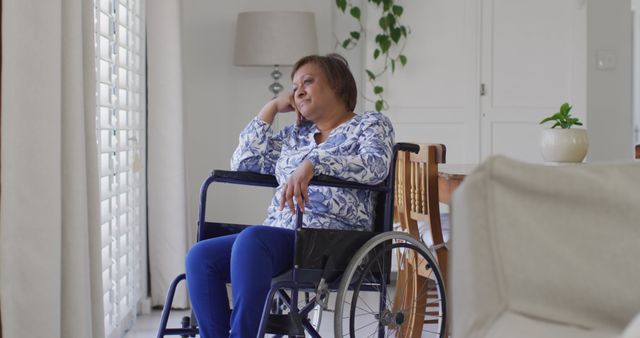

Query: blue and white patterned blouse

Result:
[230,111,395,231]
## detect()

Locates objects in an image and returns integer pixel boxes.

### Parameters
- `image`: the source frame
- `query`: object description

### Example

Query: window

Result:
[94,0,146,337]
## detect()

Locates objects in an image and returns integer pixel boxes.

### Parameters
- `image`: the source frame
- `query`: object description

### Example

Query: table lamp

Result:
[234,11,318,98]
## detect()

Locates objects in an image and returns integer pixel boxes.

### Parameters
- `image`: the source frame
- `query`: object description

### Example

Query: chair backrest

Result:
[395,144,448,280]
[635,144,639,159]
[451,156,640,337]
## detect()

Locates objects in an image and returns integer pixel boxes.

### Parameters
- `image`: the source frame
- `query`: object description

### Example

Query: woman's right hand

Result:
[259,92,303,125]
[273,92,295,113]
[275,92,305,125]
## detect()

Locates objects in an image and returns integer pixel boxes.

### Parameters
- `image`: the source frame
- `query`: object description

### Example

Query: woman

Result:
[185,53,394,337]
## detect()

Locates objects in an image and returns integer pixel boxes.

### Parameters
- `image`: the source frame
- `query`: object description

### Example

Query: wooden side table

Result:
[438,164,476,204]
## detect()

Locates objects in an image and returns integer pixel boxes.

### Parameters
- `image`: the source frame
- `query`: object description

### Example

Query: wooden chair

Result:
[394,143,448,337]
[635,144,639,159]
[395,144,448,279]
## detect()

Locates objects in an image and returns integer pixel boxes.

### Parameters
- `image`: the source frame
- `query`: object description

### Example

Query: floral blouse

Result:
[230,111,395,231]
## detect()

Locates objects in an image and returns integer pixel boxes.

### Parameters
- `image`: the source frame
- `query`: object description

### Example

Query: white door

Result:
[378,0,481,164]
[479,0,586,162]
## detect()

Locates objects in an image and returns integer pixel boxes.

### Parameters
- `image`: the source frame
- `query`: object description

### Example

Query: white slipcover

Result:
[451,156,640,338]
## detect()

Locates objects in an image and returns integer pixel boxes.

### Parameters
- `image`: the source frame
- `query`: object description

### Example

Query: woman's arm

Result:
[305,112,395,184]
[230,118,282,174]
[230,94,297,174]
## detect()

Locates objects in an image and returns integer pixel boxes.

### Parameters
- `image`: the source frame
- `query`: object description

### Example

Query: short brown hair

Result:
[291,53,358,111]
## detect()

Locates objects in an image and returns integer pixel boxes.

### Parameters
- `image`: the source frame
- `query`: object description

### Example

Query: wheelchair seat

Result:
[157,143,447,338]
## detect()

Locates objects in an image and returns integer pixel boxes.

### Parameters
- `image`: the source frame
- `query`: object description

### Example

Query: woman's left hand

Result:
[280,160,314,213]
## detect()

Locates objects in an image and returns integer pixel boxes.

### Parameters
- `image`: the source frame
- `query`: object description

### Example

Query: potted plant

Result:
[539,102,588,163]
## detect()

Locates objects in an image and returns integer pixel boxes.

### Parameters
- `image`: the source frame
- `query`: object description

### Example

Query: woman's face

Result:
[292,63,341,122]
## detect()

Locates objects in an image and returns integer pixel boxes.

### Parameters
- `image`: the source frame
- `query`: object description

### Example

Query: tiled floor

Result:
[124,290,441,337]
[124,309,190,338]
[123,308,334,337]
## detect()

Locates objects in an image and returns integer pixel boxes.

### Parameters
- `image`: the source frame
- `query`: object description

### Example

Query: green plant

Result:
[335,0,409,111]
[539,102,583,129]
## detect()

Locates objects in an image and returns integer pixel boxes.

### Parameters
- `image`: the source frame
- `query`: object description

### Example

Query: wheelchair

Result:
[157,143,447,338]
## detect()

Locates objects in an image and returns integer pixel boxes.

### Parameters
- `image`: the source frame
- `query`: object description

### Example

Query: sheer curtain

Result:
[0,0,104,337]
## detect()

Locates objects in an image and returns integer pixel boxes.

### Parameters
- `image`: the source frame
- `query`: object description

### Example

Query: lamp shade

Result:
[234,11,318,66]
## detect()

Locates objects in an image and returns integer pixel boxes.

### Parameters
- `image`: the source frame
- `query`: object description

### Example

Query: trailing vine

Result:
[335,0,409,111]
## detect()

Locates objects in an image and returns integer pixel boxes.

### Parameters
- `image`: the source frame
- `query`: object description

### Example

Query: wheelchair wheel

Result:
[334,232,446,338]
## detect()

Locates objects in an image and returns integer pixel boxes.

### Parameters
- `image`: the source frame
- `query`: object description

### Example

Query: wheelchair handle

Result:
[394,142,420,154]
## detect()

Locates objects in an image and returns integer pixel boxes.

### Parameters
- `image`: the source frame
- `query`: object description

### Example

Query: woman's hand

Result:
[258,92,303,125]
[275,92,305,125]
[280,160,314,213]
[273,92,295,113]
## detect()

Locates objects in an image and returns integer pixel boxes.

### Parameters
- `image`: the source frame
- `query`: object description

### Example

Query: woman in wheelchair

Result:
[185,53,395,337]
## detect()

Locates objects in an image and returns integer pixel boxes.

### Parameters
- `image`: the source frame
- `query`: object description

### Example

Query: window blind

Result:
[94,0,146,337]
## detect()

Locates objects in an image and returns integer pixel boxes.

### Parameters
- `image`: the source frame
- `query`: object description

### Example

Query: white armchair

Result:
[451,156,640,338]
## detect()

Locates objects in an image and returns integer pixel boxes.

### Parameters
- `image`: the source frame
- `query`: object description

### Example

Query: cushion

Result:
[451,156,640,337]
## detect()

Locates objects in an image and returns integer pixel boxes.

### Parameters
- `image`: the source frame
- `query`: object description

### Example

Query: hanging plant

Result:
[335,0,410,111]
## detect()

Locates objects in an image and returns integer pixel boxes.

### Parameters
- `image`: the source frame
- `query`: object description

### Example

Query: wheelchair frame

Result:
[157,143,447,338]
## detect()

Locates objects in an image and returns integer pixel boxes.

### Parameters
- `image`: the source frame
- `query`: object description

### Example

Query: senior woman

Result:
[185,53,395,338]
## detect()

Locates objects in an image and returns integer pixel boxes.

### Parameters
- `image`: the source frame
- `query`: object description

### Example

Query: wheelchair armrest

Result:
[209,169,278,188]
[208,170,388,192]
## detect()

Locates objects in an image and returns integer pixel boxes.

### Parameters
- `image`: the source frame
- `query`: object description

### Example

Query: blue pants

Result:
[185,226,295,338]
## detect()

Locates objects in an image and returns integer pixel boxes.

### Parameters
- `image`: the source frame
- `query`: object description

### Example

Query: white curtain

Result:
[0,0,104,337]
[147,0,189,308]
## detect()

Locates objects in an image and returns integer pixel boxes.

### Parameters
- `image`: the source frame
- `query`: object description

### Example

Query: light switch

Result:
[596,50,617,71]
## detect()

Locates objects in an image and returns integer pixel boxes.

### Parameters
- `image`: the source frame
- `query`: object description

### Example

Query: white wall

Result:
[587,0,633,161]
[633,0,640,144]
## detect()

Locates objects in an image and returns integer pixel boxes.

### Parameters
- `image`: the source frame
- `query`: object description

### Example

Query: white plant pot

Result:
[540,128,588,163]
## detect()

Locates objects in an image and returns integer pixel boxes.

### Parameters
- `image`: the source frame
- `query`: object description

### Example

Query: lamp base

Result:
[269,65,284,98]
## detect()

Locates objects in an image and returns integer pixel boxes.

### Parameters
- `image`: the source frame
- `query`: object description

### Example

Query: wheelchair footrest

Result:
[265,314,305,336]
